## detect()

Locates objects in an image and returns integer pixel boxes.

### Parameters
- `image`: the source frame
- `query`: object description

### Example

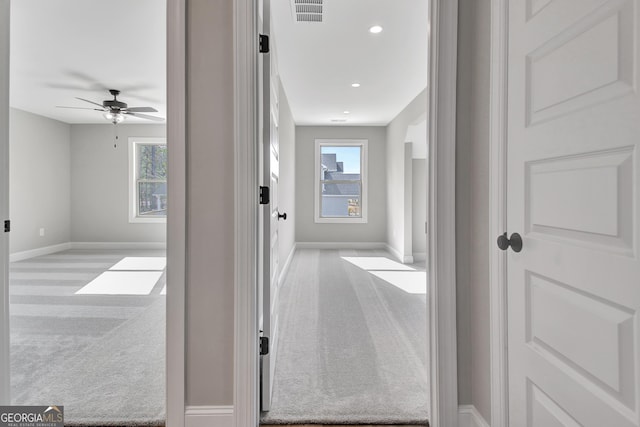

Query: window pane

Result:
[320,146,361,180]
[137,144,167,180]
[321,184,361,217]
[138,182,167,216]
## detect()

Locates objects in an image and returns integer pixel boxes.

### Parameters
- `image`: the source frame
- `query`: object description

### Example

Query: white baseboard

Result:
[296,241,386,250]
[413,252,427,262]
[70,241,167,250]
[385,244,414,264]
[278,243,296,287]
[185,406,234,427]
[10,242,72,263]
[10,241,167,262]
[459,405,490,427]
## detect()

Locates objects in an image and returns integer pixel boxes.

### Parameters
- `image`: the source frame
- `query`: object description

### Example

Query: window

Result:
[315,139,368,223]
[129,138,167,223]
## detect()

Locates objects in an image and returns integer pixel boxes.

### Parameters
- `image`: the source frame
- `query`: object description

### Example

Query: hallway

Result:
[261,249,428,424]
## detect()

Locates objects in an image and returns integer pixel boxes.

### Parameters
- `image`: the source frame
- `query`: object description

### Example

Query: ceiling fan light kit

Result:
[103,111,126,124]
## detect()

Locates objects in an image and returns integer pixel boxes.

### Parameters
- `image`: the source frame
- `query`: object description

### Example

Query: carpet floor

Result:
[260,249,429,425]
[9,249,166,426]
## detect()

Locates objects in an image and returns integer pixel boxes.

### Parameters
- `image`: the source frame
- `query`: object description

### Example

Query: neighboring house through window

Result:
[315,139,368,223]
[129,137,167,223]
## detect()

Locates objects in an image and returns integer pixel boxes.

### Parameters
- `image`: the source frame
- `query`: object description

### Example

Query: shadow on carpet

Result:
[14,299,166,425]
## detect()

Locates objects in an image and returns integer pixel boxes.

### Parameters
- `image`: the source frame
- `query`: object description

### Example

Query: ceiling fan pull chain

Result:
[113,123,119,149]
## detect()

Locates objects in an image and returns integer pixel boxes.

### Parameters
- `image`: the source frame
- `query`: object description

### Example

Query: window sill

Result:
[129,217,167,224]
[314,217,368,224]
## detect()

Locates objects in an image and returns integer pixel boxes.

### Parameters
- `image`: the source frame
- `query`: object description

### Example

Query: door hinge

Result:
[259,34,270,53]
[259,186,270,205]
[260,336,269,356]
[3,220,9,233]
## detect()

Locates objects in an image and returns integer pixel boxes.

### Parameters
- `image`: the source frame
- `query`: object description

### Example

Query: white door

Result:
[506,0,640,425]
[0,0,10,405]
[259,0,281,411]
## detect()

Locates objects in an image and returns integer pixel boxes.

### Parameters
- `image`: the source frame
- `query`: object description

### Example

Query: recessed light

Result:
[369,25,383,34]
[343,111,350,114]
[351,83,361,88]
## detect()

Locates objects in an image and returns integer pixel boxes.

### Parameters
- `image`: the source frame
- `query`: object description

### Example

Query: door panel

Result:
[525,148,634,253]
[507,0,640,425]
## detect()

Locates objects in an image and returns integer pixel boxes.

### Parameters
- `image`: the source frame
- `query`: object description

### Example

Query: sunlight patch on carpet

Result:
[369,270,427,294]
[109,257,167,271]
[76,271,163,295]
[341,256,415,271]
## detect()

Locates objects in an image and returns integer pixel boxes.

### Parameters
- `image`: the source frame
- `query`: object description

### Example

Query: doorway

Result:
[255,0,440,424]
[1,0,168,423]
[233,0,459,422]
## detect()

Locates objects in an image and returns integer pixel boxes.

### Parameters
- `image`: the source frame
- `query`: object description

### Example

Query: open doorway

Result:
[258,0,430,423]
[5,0,167,424]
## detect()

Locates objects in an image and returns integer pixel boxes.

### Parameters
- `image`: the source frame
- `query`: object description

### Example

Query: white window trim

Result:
[128,137,167,224]
[314,139,368,224]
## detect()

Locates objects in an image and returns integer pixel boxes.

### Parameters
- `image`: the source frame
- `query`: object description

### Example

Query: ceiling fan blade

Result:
[126,107,158,113]
[75,97,105,108]
[56,106,104,111]
[124,112,165,122]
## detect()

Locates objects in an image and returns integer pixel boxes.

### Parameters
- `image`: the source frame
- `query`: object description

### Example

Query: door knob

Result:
[497,232,523,252]
[278,212,287,221]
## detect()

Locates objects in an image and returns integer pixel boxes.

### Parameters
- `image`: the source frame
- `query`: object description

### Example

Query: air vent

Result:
[291,0,324,23]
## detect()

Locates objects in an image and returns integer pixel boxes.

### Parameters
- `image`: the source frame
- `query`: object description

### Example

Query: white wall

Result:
[278,81,295,270]
[9,108,71,253]
[456,0,491,421]
[70,124,166,243]
[412,159,427,257]
[406,119,428,159]
[295,126,387,244]
[386,89,427,260]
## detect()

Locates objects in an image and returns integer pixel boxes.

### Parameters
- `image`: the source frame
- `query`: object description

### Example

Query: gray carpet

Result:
[261,249,429,425]
[10,249,166,426]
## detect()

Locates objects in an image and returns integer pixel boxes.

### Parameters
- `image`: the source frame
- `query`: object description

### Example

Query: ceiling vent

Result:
[291,0,324,23]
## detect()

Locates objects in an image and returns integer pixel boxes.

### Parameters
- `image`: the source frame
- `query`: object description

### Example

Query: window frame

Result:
[314,139,368,224]
[128,137,168,224]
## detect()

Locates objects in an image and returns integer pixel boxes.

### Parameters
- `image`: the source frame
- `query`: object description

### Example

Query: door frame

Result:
[0,0,188,417]
[166,0,187,426]
[488,0,509,425]
[232,0,460,425]
[0,0,10,406]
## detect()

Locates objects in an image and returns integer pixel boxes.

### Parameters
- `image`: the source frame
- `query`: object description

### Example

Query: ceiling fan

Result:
[57,89,164,124]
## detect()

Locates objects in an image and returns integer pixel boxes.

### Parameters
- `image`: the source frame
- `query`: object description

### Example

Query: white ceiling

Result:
[10,0,166,124]
[9,0,427,127]
[272,0,428,126]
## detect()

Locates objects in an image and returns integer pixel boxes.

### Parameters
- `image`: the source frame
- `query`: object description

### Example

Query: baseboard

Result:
[385,244,414,264]
[413,252,427,262]
[296,241,386,250]
[10,241,167,262]
[70,241,167,250]
[459,405,490,427]
[10,242,72,262]
[185,406,234,427]
[278,243,296,287]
